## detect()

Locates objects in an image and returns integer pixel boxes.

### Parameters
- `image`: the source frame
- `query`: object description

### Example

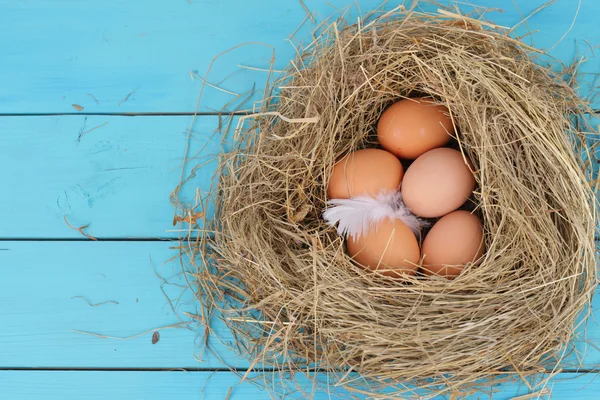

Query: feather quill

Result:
[323,190,427,240]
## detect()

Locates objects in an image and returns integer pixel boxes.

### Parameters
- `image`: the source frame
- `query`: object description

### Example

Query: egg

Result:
[328,149,404,199]
[347,218,420,277]
[377,97,454,159]
[421,210,485,279]
[401,148,475,218]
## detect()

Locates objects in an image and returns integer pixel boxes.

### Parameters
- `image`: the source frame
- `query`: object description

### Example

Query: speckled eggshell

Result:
[401,148,475,218]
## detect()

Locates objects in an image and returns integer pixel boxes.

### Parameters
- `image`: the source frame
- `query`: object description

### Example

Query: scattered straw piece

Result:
[77,122,108,143]
[238,111,319,125]
[73,322,191,340]
[87,93,100,105]
[173,211,205,226]
[299,0,315,23]
[190,71,239,96]
[71,296,119,307]
[224,386,233,400]
[118,90,136,106]
[63,216,97,241]
[510,388,551,399]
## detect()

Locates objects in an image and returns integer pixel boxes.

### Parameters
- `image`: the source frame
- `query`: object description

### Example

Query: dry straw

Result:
[174,4,599,398]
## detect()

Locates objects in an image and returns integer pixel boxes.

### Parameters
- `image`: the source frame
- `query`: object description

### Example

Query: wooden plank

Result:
[1,241,599,370]
[0,241,247,369]
[1,371,600,400]
[0,0,598,114]
[0,115,596,240]
[0,115,226,239]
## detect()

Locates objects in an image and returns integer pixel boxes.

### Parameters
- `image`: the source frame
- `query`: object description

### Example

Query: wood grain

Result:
[1,371,600,399]
[0,241,598,370]
[0,0,597,114]
[0,241,248,369]
[0,115,229,238]
[1,0,599,398]
[0,113,596,239]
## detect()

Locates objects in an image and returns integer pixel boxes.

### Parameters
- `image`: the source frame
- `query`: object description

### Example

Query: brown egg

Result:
[401,148,475,218]
[377,97,454,160]
[328,149,404,199]
[347,218,420,278]
[422,210,485,279]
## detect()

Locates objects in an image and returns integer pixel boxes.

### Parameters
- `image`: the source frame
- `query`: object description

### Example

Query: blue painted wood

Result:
[1,371,600,399]
[0,0,598,114]
[1,113,596,239]
[0,241,247,369]
[0,115,227,238]
[1,0,599,398]
[0,241,598,371]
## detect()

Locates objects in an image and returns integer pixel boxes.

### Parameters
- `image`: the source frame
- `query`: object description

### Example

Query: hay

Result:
[176,5,599,399]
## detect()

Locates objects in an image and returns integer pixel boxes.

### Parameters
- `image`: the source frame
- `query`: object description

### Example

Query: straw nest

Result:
[179,6,599,399]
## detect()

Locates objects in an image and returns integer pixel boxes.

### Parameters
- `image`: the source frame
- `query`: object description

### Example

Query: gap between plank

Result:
[0,367,595,374]
[0,111,598,117]
[0,237,186,242]
[0,236,598,242]
[0,367,270,372]
[0,111,251,117]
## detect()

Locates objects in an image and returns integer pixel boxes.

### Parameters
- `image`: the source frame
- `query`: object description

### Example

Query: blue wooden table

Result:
[1,1,599,399]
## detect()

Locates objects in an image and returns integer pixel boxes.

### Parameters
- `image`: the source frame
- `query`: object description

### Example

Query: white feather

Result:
[323,190,427,240]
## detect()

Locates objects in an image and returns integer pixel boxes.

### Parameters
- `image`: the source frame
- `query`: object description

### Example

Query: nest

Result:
[179,6,599,399]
